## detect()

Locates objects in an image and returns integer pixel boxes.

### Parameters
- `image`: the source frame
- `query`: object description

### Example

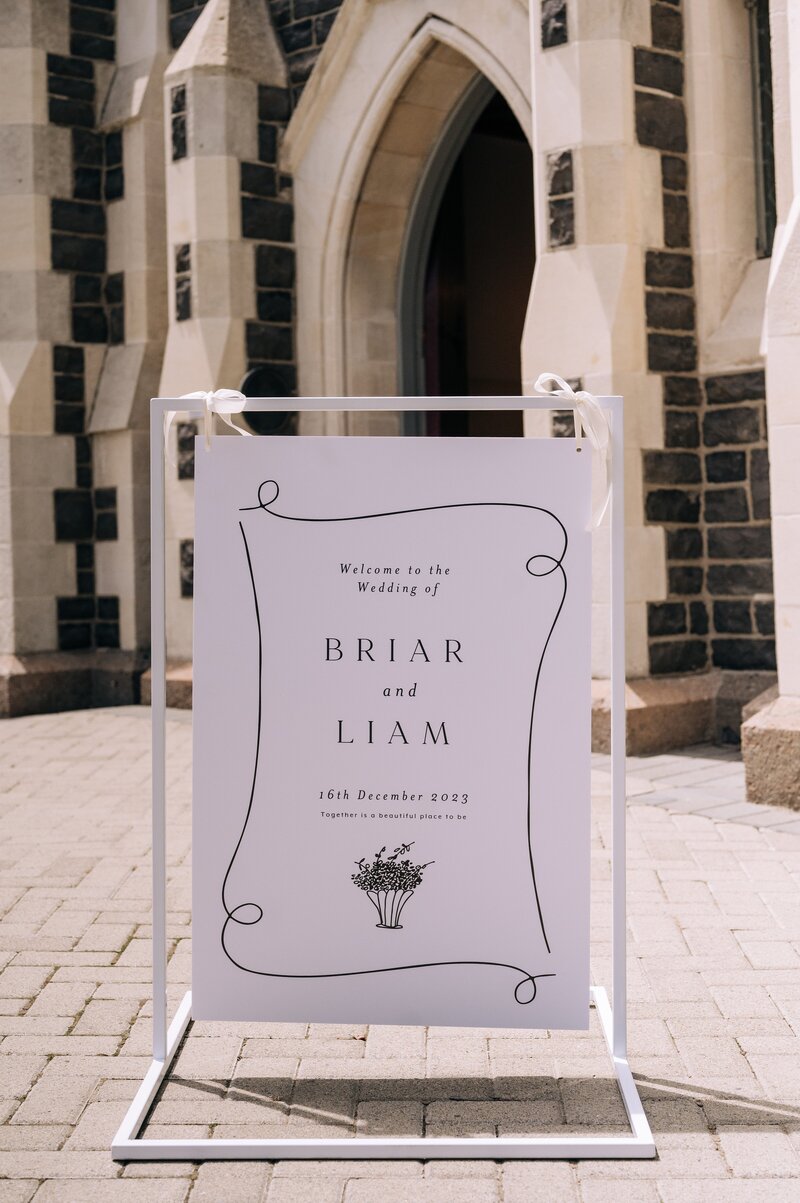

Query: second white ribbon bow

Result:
[534,372,612,528]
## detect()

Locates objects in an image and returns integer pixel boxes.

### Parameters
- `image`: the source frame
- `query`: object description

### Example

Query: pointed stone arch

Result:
[282,2,532,428]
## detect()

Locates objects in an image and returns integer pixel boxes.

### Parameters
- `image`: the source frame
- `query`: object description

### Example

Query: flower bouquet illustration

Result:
[351,842,434,930]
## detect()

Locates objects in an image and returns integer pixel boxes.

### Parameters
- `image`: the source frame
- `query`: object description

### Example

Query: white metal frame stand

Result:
[112,394,656,1161]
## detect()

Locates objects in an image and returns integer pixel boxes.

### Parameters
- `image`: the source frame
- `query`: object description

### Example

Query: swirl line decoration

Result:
[219,481,570,1005]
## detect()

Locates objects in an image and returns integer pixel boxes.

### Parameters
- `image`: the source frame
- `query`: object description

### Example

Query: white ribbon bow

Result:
[164,389,252,462]
[534,372,612,529]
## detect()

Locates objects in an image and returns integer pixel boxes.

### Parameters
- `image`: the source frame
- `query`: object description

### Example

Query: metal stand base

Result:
[112,986,655,1161]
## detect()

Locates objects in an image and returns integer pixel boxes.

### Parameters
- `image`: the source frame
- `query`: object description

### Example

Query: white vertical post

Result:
[150,404,168,1062]
[609,396,627,1060]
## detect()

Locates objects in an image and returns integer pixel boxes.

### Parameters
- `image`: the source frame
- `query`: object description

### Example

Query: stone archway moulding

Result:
[282,1,532,404]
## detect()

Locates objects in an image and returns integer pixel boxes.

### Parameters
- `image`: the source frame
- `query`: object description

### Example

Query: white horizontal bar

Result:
[151,395,622,415]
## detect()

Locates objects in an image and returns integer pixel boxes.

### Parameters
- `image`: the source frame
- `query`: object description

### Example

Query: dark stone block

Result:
[552,410,575,438]
[52,199,106,235]
[258,85,291,122]
[258,123,278,164]
[707,525,772,560]
[256,243,295,288]
[177,421,196,480]
[705,371,765,404]
[58,622,92,650]
[175,242,191,273]
[95,621,120,648]
[54,489,93,541]
[53,233,106,273]
[648,333,696,373]
[664,375,701,406]
[283,19,313,52]
[241,196,293,242]
[257,290,292,322]
[651,2,683,51]
[294,0,341,15]
[702,406,760,447]
[547,149,573,196]
[648,601,686,636]
[104,165,124,201]
[690,601,709,636]
[246,321,294,362]
[76,466,93,489]
[713,601,751,633]
[55,374,84,402]
[646,290,694,330]
[541,0,568,48]
[668,566,703,594]
[71,7,115,37]
[643,450,700,484]
[180,539,194,598]
[57,595,95,621]
[704,487,749,524]
[77,570,95,594]
[661,154,687,191]
[72,305,108,343]
[175,276,191,322]
[72,128,104,165]
[171,84,187,114]
[707,563,774,595]
[755,601,775,635]
[315,10,337,41]
[49,96,95,128]
[74,438,91,467]
[104,129,122,166]
[97,595,119,620]
[711,639,776,671]
[70,33,115,61]
[96,511,118,541]
[47,53,93,79]
[548,197,575,248]
[635,91,686,152]
[665,410,699,448]
[108,304,124,345]
[55,404,85,435]
[634,48,683,95]
[650,639,706,675]
[104,272,123,304]
[664,193,690,248]
[171,113,187,161]
[53,345,84,374]
[750,447,771,519]
[48,73,95,102]
[73,166,102,200]
[74,0,116,11]
[94,486,116,509]
[72,274,101,302]
[667,527,702,559]
[271,0,291,27]
[76,542,94,568]
[170,10,203,48]
[645,488,699,524]
[645,250,692,289]
[705,451,746,483]
[241,161,276,198]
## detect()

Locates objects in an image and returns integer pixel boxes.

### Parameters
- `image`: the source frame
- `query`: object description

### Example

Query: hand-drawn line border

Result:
[219,479,569,1005]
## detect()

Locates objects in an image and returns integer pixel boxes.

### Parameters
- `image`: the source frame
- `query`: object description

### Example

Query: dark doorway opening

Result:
[422,91,534,436]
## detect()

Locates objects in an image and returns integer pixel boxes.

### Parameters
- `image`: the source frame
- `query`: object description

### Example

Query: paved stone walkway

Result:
[1,706,799,1200]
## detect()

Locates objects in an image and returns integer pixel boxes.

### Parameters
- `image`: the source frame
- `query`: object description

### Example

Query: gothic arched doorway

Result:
[399,85,535,435]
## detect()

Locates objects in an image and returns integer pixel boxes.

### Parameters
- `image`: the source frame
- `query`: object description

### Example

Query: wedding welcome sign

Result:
[192,434,591,1029]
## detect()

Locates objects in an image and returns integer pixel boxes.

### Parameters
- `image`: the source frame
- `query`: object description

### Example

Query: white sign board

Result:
[192,434,591,1029]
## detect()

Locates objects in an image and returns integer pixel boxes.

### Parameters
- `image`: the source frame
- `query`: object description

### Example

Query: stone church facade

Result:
[1,0,799,804]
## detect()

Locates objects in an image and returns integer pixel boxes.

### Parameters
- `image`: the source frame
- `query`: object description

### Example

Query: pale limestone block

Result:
[535,45,581,152]
[361,150,425,208]
[191,74,258,162]
[766,434,800,518]
[775,606,800,698]
[379,101,449,158]
[571,0,650,44]
[0,274,40,342]
[626,600,650,680]
[0,194,49,271]
[33,271,72,347]
[702,259,768,374]
[190,155,241,242]
[12,595,57,653]
[167,0,287,88]
[577,39,633,146]
[0,48,47,125]
[12,543,72,596]
[9,435,73,487]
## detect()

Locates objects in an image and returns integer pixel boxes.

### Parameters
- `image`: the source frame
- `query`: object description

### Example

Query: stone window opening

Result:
[746,0,777,257]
